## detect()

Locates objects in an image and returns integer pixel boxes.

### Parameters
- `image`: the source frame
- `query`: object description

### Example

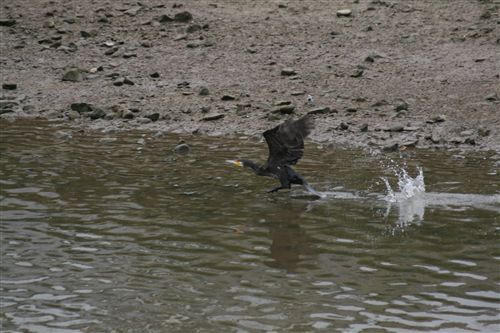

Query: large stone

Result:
[174,11,193,22]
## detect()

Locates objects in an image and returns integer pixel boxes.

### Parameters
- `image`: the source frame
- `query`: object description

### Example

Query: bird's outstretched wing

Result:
[263,115,314,168]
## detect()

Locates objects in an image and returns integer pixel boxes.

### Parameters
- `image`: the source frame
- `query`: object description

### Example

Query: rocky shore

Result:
[1,0,499,153]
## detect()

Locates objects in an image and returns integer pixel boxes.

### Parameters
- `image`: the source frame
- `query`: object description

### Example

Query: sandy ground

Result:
[1,0,499,153]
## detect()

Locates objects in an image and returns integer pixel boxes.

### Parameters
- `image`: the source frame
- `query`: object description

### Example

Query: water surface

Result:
[1,120,499,332]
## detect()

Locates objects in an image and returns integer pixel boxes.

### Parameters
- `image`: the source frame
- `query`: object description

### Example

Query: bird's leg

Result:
[267,186,287,193]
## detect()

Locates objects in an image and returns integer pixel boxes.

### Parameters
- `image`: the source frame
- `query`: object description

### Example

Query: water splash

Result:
[382,167,425,203]
[382,166,426,226]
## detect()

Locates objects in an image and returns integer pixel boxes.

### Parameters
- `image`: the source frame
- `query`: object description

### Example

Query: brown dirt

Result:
[1,0,499,153]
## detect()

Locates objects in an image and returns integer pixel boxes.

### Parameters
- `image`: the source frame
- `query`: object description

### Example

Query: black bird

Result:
[227,115,323,197]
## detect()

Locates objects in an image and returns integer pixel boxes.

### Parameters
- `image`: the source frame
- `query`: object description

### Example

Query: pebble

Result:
[383,142,399,152]
[199,87,209,95]
[281,68,296,76]
[271,104,295,114]
[221,94,236,101]
[478,127,490,137]
[159,14,173,23]
[428,114,446,123]
[350,68,364,78]
[339,122,349,130]
[460,130,474,137]
[122,110,135,119]
[307,107,335,115]
[485,93,498,101]
[62,68,85,82]
[388,124,404,132]
[290,91,305,96]
[2,83,17,90]
[150,72,160,78]
[70,102,94,113]
[0,19,16,27]
[202,113,225,121]
[394,100,409,112]
[137,117,151,124]
[54,130,72,140]
[336,9,352,17]
[360,123,369,132]
[145,113,160,122]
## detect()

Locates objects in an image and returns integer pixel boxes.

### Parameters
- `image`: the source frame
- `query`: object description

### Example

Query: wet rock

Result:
[150,72,160,78]
[54,130,72,140]
[281,68,296,76]
[2,83,17,90]
[174,141,191,154]
[0,19,16,27]
[145,113,160,122]
[383,142,399,152]
[221,94,236,101]
[485,93,498,101]
[71,103,93,113]
[202,113,225,121]
[62,68,85,82]
[307,107,336,115]
[336,9,352,17]
[271,104,295,114]
[174,11,193,22]
[199,87,209,95]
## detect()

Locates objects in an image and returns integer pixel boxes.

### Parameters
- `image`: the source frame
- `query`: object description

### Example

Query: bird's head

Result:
[225,159,244,167]
[226,159,260,173]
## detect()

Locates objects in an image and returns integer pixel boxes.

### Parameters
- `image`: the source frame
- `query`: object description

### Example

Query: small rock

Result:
[123,78,134,85]
[339,122,349,130]
[478,127,490,137]
[485,93,498,101]
[271,104,295,114]
[221,94,236,101]
[113,77,125,86]
[80,30,97,38]
[150,72,160,78]
[159,14,173,23]
[346,107,358,113]
[145,113,160,122]
[428,114,446,123]
[186,24,201,33]
[291,91,305,96]
[2,83,17,90]
[123,52,137,59]
[350,68,364,78]
[88,108,106,120]
[307,107,336,115]
[174,11,193,22]
[200,106,211,113]
[173,34,187,41]
[450,137,464,144]
[202,113,225,121]
[394,100,408,112]
[274,100,292,106]
[174,141,190,154]
[137,117,152,124]
[199,87,209,95]
[336,9,352,17]
[360,123,368,132]
[464,137,476,145]
[281,68,296,76]
[372,99,388,107]
[388,125,404,132]
[0,19,16,27]
[460,130,474,137]
[122,110,135,119]
[62,68,85,82]
[71,103,93,113]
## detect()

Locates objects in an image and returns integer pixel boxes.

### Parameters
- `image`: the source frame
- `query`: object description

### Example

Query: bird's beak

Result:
[226,159,243,167]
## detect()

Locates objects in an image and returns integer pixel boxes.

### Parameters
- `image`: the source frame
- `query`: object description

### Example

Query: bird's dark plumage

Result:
[227,115,322,196]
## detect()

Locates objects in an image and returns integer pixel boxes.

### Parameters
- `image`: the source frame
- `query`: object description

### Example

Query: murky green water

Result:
[1,120,499,333]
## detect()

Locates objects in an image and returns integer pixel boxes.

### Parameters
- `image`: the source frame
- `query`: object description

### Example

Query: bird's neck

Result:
[241,160,264,174]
